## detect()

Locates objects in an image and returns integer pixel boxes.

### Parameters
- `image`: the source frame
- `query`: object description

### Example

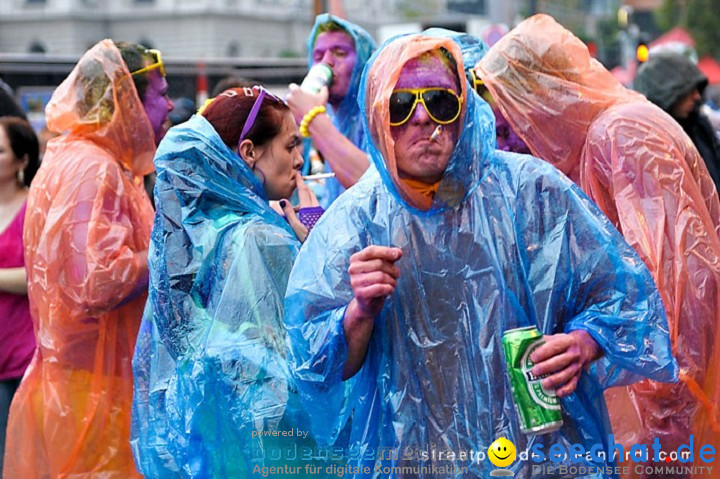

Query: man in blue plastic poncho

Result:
[284,32,678,478]
[287,14,376,207]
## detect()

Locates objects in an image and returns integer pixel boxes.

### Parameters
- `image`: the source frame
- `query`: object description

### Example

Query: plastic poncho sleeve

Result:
[510,155,677,389]
[584,108,720,437]
[284,203,358,445]
[59,155,148,318]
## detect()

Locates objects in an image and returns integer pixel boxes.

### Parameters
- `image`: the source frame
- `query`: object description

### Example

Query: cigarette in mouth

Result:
[302,172,336,181]
[430,125,442,142]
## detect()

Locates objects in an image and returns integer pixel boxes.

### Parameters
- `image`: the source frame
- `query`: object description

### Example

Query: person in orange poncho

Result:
[3,40,173,478]
[475,14,720,478]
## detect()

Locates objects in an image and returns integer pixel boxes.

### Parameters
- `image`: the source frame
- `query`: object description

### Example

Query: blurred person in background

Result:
[131,86,329,478]
[0,116,39,477]
[635,52,720,195]
[167,97,195,127]
[210,76,255,98]
[3,40,172,478]
[475,14,720,478]
[0,82,26,121]
[286,14,376,207]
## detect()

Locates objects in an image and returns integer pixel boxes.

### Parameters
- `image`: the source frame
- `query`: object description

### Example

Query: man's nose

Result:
[410,101,432,125]
[321,50,335,67]
[167,98,175,112]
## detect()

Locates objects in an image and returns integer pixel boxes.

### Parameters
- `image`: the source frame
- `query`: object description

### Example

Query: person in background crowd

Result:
[0,83,26,121]
[284,31,677,477]
[0,116,39,477]
[475,14,720,478]
[167,97,195,127]
[210,76,256,98]
[3,40,172,478]
[286,14,376,207]
[132,86,330,478]
[635,52,720,195]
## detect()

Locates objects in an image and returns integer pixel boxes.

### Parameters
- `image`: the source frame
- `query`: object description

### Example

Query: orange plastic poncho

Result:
[476,14,720,477]
[3,39,154,478]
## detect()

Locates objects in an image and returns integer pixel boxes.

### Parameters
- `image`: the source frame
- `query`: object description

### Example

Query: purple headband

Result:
[237,86,285,147]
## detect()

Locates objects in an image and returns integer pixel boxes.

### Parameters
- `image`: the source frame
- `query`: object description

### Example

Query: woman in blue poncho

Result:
[284,33,678,478]
[131,87,329,478]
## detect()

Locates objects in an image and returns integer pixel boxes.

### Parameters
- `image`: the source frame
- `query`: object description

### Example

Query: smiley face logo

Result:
[488,437,516,468]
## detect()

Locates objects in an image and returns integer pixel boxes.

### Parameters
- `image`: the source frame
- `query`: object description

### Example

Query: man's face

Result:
[390,54,460,184]
[670,87,702,120]
[312,31,357,105]
[142,69,174,145]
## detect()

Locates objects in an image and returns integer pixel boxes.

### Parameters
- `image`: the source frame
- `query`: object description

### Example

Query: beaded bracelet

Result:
[299,105,327,138]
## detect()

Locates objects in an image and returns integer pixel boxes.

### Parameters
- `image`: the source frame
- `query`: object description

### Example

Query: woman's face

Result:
[254,110,304,200]
[0,126,21,185]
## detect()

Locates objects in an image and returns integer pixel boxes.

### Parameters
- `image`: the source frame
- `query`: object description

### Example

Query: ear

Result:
[237,139,256,169]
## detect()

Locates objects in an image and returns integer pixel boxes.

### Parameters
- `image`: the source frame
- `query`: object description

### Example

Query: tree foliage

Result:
[658,0,720,58]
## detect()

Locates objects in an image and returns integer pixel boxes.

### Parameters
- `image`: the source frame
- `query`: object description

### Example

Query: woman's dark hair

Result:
[0,116,40,187]
[201,87,290,149]
[115,41,157,99]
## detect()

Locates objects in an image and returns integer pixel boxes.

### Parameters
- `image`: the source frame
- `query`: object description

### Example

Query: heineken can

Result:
[300,64,334,93]
[502,326,563,435]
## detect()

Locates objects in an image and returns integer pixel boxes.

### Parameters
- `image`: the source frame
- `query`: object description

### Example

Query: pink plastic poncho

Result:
[476,14,720,477]
[3,39,154,478]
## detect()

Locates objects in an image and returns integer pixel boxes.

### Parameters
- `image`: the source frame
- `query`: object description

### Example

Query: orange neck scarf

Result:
[399,177,441,210]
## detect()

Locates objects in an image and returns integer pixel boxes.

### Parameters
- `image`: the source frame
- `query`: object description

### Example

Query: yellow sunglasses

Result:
[389,87,463,127]
[130,49,165,77]
[470,69,494,105]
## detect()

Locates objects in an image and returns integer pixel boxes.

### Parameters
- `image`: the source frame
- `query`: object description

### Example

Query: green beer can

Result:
[502,326,563,435]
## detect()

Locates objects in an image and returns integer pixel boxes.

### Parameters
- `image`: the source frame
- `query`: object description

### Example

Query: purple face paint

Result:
[493,107,531,154]
[390,52,461,184]
[142,70,174,145]
[312,31,357,105]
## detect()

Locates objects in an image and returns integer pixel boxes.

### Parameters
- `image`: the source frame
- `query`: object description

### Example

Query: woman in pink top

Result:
[0,116,39,476]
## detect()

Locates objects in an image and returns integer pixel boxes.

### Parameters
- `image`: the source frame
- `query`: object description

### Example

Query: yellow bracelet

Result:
[299,105,327,138]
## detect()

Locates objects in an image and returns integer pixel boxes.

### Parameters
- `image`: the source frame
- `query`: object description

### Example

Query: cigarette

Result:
[430,125,442,142]
[302,172,336,181]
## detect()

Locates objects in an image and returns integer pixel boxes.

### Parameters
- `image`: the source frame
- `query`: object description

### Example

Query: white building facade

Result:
[0,0,502,58]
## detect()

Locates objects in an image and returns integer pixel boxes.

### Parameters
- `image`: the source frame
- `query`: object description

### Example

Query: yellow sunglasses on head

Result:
[389,87,463,127]
[130,49,165,77]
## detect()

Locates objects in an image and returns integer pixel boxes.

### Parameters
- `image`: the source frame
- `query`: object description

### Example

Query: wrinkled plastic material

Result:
[285,32,678,478]
[3,39,154,478]
[131,114,327,478]
[476,14,720,476]
[305,14,376,207]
